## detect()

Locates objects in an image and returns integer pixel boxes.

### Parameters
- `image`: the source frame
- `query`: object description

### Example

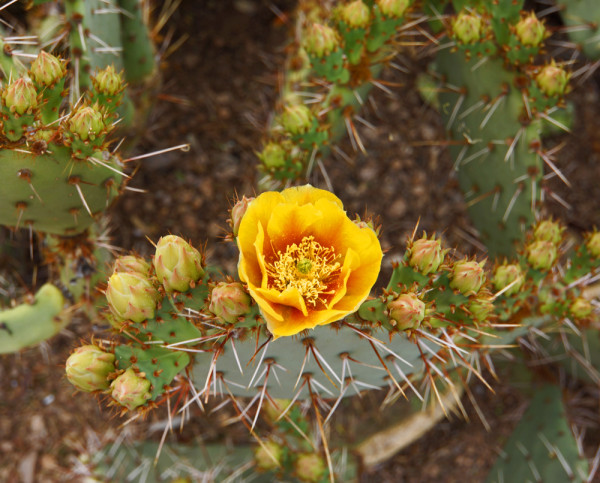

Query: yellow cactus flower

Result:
[237,185,382,338]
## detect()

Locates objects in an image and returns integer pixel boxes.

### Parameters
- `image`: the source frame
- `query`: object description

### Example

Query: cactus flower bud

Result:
[280,104,313,135]
[586,232,600,258]
[387,293,425,330]
[526,240,557,270]
[340,1,371,28]
[533,220,563,244]
[153,235,204,292]
[106,271,159,323]
[30,51,66,86]
[452,11,483,45]
[303,23,340,57]
[93,65,123,95]
[68,104,105,141]
[515,12,546,47]
[408,237,445,275]
[493,263,524,296]
[259,142,287,169]
[450,260,486,296]
[295,453,327,482]
[110,368,152,411]
[569,297,593,319]
[3,77,38,115]
[468,297,494,323]
[113,255,152,277]
[535,62,570,97]
[376,0,410,18]
[209,282,253,323]
[230,196,254,237]
[254,440,284,471]
[65,344,115,392]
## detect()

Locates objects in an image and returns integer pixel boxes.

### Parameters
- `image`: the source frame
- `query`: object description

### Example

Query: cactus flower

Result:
[237,185,382,338]
[110,368,152,410]
[113,255,153,276]
[302,23,340,57]
[106,271,159,323]
[65,344,115,392]
[209,282,253,323]
[450,260,486,296]
[526,240,557,270]
[153,235,204,292]
[340,1,371,29]
[231,196,254,237]
[68,105,105,141]
[493,263,524,296]
[535,62,570,97]
[376,0,410,18]
[387,293,425,330]
[3,78,38,115]
[30,51,66,86]
[408,236,445,275]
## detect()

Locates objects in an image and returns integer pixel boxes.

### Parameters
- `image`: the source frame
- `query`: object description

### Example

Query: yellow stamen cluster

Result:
[267,236,341,307]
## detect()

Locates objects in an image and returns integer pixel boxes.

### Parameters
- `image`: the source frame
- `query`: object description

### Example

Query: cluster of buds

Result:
[526,219,562,271]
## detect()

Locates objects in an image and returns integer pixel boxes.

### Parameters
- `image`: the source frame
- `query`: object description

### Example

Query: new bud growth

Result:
[113,255,152,277]
[570,297,593,319]
[303,23,340,57]
[254,440,284,471]
[468,297,494,323]
[68,104,105,141]
[30,51,66,86]
[450,260,486,296]
[3,78,38,115]
[153,235,204,292]
[230,196,254,237]
[259,142,287,169]
[110,368,152,411]
[106,271,159,323]
[295,453,327,482]
[340,1,371,28]
[526,240,557,270]
[515,12,546,47]
[535,62,570,97]
[534,220,563,244]
[65,344,115,392]
[408,237,445,275]
[452,11,483,45]
[93,65,123,96]
[209,282,252,323]
[493,263,524,296]
[387,293,425,330]
[376,0,410,18]
[280,104,313,135]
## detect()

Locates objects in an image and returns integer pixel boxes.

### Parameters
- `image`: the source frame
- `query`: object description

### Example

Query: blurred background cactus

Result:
[3,0,600,481]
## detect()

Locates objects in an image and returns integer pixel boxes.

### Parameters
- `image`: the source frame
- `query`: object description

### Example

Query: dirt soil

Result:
[2,0,600,482]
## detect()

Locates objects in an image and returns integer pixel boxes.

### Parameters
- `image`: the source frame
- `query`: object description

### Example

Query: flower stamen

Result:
[266,236,341,307]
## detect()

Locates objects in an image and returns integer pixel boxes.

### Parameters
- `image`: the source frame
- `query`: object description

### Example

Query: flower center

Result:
[266,235,341,307]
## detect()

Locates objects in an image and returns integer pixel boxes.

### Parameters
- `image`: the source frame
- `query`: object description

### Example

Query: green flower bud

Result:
[153,235,204,292]
[113,255,152,277]
[280,104,313,135]
[303,23,340,57]
[3,77,38,115]
[387,293,425,330]
[452,11,483,45]
[106,271,159,323]
[65,344,115,392]
[110,368,151,411]
[526,240,557,270]
[585,232,600,258]
[209,282,253,323]
[535,62,570,97]
[408,237,445,275]
[450,260,486,296]
[230,196,254,237]
[534,220,563,244]
[468,296,494,323]
[30,51,66,86]
[254,440,284,471]
[340,1,371,29]
[376,0,410,18]
[493,263,524,296]
[515,12,546,47]
[295,453,327,482]
[92,65,123,96]
[569,297,593,319]
[68,104,105,141]
[259,142,287,169]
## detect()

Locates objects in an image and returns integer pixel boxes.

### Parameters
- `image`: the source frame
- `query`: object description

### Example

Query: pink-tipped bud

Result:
[93,65,123,96]
[231,196,254,237]
[526,240,557,270]
[586,232,600,258]
[340,1,371,28]
[259,142,287,169]
[534,220,563,244]
[387,293,425,330]
[493,263,524,296]
[254,440,284,471]
[3,77,38,115]
[450,260,486,296]
[113,255,153,277]
[376,0,410,18]
[515,12,546,47]
[569,297,592,319]
[106,271,159,323]
[30,51,66,86]
[303,23,340,57]
[209,282,253,323]
[110,368,151,411]
[280,104,313,135]
[153,235,204,292]
[535,62,570,97]
[452,11,483,45]
[295,453,327,482]
[408,237,445,275]
[468,296,494,323]
[68,104,105,141]
[65,344,115,392]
